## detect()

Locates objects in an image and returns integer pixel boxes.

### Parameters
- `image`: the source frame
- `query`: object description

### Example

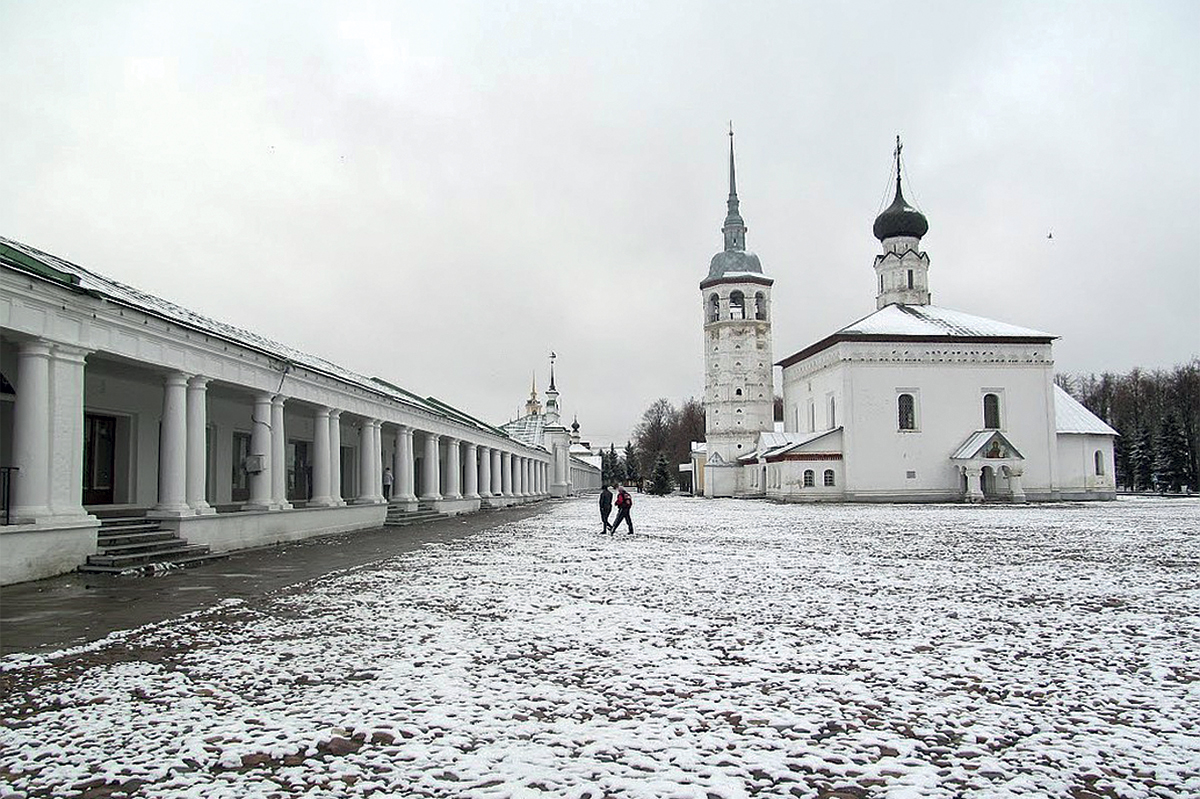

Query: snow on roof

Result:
[778,303,1057,368]
[0,236,506,437]
[838,304,1053,338]
[1054,385,1118,436]
[501,413,547,449]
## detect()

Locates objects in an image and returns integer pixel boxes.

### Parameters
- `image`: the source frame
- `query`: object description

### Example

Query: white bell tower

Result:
[701,129,774,497]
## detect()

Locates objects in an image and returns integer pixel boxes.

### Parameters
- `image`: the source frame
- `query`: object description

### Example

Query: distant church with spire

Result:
[502,356,602,495]
[688,134,1117,502]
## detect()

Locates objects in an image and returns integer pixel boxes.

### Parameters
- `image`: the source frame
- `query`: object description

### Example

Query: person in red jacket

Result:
[611,485,634,534]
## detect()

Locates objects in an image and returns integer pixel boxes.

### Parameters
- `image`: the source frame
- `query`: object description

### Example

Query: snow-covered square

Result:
[2,496,1198,798]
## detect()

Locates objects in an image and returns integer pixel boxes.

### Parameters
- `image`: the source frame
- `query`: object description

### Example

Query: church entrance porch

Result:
[952,430,1027,503]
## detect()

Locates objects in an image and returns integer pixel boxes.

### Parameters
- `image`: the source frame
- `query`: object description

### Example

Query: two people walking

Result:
[599,484,633,534]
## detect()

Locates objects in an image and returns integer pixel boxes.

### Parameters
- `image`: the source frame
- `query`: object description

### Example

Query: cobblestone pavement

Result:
[2,495,1198,798]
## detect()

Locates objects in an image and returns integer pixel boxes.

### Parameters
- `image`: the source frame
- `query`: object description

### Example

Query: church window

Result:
[803,469,815,487]
[898,393,916,430]
[823,469,835,487]
[807,400,815,432]
[983,393,1001,429]
[907,269,914,289]
[827,395,836,428]
[1094,450,1105,476]
[735,388,743,397]
[879,274,884,293]
[729,291,746,320]
[755,292,767,320]
[708,294,720,323]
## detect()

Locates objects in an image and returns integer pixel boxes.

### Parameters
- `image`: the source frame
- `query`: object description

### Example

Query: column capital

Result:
[315,405,332,420]
[329,408,343,419]
[271,394,287,407]
[50,343,94,364]
[187,375,211,389]
[164,371,192,387]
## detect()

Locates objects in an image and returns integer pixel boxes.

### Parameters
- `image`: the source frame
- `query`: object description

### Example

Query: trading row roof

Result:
[0,236,511,440]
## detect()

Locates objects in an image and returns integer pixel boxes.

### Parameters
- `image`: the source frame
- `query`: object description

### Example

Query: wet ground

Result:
[0,502,552,655]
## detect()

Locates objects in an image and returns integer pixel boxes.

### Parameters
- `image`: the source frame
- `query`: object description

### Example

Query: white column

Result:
[46,345,90,519]
[329,410,344,505]
[422,432,442,501]
[372,420,385,502]
[478,446,491,498]
[186,376,214,514]
[399,426,416,501]
[247,392,273,509]
[491,448,502,496]
[501,452,513,497]
[444,437,462,499]
[155,372,190,514]
[516,456,526,497]
[464,443,479,499]
[271,395,291,510]
[357,419,375,503]
[11,341,53,521]
[311,406,334,507]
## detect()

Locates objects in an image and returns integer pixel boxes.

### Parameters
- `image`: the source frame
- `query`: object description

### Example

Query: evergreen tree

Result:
[600,447,616,486]
[1129,426,1155,491]
[623,441,640,487]
[609,444,626,484]
[649,453,674,495]
[1154,414,1192,492]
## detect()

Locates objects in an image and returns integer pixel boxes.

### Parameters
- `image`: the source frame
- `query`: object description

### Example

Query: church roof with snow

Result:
[0,236,510,438]
[502,413,548,450]
[778,304,1056,368]
[1053,385,1118,436]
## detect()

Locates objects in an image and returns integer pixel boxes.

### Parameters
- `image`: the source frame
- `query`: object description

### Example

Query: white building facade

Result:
[0,237,593,585]
[693,141,1117,503]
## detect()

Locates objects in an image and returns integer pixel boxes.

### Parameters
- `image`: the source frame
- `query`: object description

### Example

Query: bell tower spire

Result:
[723,123,746,252]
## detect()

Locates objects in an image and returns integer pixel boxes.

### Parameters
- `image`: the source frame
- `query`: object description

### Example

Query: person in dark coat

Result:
[611,485,633,534]
[599,485,614,533]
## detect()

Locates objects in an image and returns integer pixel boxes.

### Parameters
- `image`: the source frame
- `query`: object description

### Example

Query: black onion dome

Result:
[873,179,928,241]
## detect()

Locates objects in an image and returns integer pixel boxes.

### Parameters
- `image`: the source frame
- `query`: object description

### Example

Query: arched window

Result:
[754,292,767,320]
[828,396,836,429]
[983,393,1001,429]
[823,469,835,487]
[729,291,745,320]
[907,269,914,289]
[803,469,815,487]
[898,393,916,430]
[1094,450,1105,476]
[708,294,720,323]
[735,388,743,397]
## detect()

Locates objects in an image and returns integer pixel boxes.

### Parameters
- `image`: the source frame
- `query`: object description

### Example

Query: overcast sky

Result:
[3,1,1197,446]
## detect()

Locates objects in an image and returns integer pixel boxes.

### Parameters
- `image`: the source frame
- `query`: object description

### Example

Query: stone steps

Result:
[79,512,226,575]
[383,500,447,527]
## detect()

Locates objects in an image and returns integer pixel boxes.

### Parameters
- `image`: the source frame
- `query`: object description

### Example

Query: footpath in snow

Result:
[2,496,1198,798]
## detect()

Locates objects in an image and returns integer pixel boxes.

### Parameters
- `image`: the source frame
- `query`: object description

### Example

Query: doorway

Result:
[83,414,117,505]
[288,440,311,502]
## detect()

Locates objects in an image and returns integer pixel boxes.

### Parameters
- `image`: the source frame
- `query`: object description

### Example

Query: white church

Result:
[691,136,1117,503]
